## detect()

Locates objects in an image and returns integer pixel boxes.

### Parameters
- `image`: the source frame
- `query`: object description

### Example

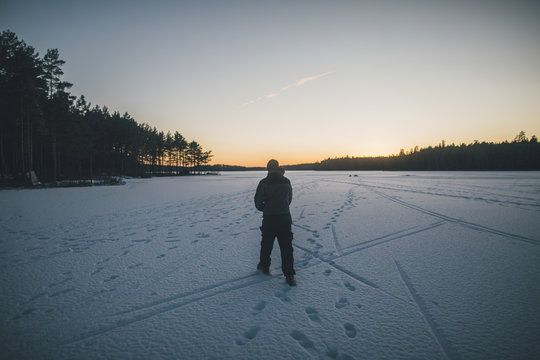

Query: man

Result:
[254,159,296,286]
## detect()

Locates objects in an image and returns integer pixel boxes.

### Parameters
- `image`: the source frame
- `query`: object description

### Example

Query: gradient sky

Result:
[2,0,540,166]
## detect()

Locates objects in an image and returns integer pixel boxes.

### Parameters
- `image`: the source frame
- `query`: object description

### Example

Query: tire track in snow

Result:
[331,224,343,255]
[293,223,316,233]
[327,180,540,247]
[371,188,540,246]
[113,273,259,316]
[339,221,446,258]
[64,259,322,344]
[296,208,305,222]
[340,222,440,251]
[291,219,448,307]
[326,261,378,289]
[69,180,439,345]
[394,259,462,360]
[349,180,540,210]
[294,219,445,259]
[67,238,422,347]
[291,242,413,307]
[62,273,272,345]
[61,179,457,345]
[103,192,260,310]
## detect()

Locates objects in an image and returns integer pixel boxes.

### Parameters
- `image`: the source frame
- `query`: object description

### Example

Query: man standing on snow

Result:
[254,159,296,286]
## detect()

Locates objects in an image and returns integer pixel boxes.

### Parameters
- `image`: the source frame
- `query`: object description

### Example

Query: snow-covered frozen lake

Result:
[1,171,539,359]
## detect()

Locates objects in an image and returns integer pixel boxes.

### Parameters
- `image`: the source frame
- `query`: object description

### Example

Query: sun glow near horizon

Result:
[208,130,534,168]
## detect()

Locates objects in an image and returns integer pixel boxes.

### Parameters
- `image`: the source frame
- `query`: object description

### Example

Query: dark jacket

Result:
[254,172,292,216]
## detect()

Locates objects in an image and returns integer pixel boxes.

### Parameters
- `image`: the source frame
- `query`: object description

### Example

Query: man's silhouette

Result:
[254,159,296,286]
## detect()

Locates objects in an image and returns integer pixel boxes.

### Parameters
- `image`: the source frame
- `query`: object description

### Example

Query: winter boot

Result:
[286,275,297,286]
[257,264,270,275]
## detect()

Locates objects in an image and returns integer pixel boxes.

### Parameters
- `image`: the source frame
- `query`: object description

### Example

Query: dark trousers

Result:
[258,214,295,276]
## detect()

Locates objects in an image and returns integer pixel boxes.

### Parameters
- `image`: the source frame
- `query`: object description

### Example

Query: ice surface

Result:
[1,171,539,359]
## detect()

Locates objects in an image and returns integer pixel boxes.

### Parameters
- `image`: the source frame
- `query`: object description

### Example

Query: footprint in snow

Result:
[335,297,349,309]
[323,269,331,276]
[343,281,356,291]
[344,323,357,338]
[235,325,260,345]
[305,307,321,323]
[290,330,314,349]
[275,286,292,303]
[252,300,266,315]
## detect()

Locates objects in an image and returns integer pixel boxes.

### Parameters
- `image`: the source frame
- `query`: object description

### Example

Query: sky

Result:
[2,0,540,166]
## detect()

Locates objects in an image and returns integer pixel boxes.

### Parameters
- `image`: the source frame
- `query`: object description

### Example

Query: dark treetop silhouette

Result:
[0,30,212,186]
[313,134,539,171]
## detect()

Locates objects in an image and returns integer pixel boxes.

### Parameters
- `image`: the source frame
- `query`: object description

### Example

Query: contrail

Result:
[242,71,335,107]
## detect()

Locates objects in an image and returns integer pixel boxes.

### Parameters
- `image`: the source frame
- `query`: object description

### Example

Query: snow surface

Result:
[1,171,539,360]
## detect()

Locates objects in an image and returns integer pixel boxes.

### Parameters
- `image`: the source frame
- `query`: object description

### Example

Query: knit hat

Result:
[267,159,279,171]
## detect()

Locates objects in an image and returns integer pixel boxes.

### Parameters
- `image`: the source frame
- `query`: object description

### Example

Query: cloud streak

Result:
[242,71,335,107]
[296,71,334,87]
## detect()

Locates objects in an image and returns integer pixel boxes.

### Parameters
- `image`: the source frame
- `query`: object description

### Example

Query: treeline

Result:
[198,164,265,171]
[315,133,540,171]
[0,30,212,186]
